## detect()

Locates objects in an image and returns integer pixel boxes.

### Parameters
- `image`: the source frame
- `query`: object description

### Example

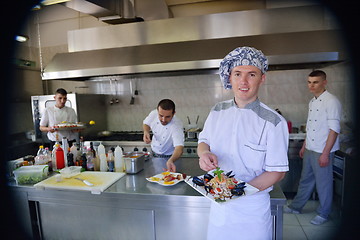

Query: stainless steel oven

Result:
[31,93,107,143]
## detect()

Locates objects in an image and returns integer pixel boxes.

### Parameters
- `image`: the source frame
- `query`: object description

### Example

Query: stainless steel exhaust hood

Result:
[42,5,345,80]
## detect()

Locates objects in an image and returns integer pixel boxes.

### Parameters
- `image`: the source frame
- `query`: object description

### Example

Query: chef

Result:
[39,88,78,147]
[143,99,184,172]
[197,47,289,239]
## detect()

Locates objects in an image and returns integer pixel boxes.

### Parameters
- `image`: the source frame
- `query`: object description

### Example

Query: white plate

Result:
[185,175,259,203]
[146,172,185,186]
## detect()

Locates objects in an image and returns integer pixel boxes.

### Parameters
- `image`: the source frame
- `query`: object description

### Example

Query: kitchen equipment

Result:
[31,93,107,141]
[34,171,125,193]
[59,166,82,178]
[84,140,198,158]
[124,152,145,174]
[75,177,94,186]
[13,165,49,185]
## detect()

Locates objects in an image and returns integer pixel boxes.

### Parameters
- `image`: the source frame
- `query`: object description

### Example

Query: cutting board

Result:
[34,171,126,194]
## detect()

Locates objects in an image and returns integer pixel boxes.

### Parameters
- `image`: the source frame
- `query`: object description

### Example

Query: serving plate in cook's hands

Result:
[185,175,259,203]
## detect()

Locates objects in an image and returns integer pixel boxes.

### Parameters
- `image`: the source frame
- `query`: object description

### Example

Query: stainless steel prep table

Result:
[10,157,286,240]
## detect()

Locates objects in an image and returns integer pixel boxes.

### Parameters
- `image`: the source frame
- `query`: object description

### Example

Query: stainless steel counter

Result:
[10,157,286,240]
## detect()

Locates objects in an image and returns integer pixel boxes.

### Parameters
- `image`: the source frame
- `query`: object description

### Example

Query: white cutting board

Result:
[34,171,125,194]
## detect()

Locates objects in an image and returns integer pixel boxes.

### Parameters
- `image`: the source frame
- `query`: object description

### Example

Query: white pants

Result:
[207,192,272,240]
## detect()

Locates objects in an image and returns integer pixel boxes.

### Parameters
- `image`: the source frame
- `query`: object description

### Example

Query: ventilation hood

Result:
[42,5,345,80]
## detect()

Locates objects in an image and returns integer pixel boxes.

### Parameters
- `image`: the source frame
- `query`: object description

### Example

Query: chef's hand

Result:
[199,151,218,171]
[48,126,56,133]
[166,159,176,172]
[318,152,330,167]
[143,132,151,144]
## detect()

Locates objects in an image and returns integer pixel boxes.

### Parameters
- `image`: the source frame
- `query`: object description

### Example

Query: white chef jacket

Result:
[143,109,184,155]
[305,90,341,153]
[40,105,78,141]
[199,98,289,185]
[198,98,289,240]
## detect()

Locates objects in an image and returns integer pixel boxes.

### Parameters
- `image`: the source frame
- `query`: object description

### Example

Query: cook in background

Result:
[143,99,184,172]
[285,70,342,225]
[197,46,289,240]
[39,88,78,148]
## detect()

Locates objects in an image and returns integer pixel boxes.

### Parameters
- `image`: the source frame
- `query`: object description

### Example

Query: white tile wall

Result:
[77,61,353,132]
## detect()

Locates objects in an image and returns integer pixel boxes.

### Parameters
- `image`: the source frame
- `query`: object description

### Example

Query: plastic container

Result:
[98,142,107,172]
[114,146,124,172]
[13,165,49,185]
[59,166,82,178]
[35,145,48,165]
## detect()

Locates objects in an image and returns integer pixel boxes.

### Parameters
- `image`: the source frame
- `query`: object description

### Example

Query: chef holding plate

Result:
[197,47,289,240]
[39,88,79,147]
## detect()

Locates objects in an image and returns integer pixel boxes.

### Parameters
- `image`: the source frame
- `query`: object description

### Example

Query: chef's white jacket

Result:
[40,105,78,141]
[305,90,342,153]
[199,98,289,186]
[143,109,184,155]
[198,98,289,240]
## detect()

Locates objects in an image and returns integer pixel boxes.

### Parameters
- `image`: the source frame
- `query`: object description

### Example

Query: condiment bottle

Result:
[44,147,52,171]
[62,137,69,167]
[86,147,94,171]
[107,150,114,172]
[67,151,74,166]
[98,142,107,172]
[70,142,79,161]
[114,145,124,172]
[55,143,65,169]
[35,145,46,165]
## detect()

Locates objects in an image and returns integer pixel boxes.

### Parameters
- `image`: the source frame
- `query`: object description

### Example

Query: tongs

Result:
[75,177,94,186]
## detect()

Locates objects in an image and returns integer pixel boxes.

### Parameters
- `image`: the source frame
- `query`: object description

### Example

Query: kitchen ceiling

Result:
[42,0,346,80]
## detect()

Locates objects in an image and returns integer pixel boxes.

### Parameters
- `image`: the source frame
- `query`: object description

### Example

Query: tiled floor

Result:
[283,200,342,240]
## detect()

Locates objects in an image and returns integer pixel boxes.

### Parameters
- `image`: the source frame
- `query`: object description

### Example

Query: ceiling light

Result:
[15,35,29,42]
[41,0,71,6]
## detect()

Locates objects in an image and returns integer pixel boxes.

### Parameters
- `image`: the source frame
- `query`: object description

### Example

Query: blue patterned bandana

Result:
[219,46,268,89]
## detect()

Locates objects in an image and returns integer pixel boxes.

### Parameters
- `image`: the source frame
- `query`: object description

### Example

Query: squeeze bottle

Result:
[62,137,69,167]
[55,144,65,169]
[114,146,124,172]
[98,142,107,172]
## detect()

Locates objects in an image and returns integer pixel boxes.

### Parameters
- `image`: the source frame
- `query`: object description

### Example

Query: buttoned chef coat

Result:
[199,98,289,185]
[143,109,184,155]
[198,99,289,240]
[40,105,78,141]
[305,90,341,153]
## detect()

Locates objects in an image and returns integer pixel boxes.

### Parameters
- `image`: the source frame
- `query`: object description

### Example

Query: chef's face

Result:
[54,93,67,108]
[229,65,265,108]
[157,106,175,125]
[307,76,327,97]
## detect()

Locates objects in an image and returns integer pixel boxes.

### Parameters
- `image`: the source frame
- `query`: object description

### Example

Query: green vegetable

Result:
[213,167,224,181]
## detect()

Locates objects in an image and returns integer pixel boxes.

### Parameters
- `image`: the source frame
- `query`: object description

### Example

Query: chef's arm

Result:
[143,124,152,143]
[40,125,55,133]
[166,145,184,172]
[248,171,286,191]
[168,145,184,163]
[197,142,218,171]
[318,130,338,167]
[323,130,338,155]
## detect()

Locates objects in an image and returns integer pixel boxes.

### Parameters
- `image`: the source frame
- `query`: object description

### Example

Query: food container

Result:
[13,165,49,185]
[59,166,82,178]
[124,152,145,174]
